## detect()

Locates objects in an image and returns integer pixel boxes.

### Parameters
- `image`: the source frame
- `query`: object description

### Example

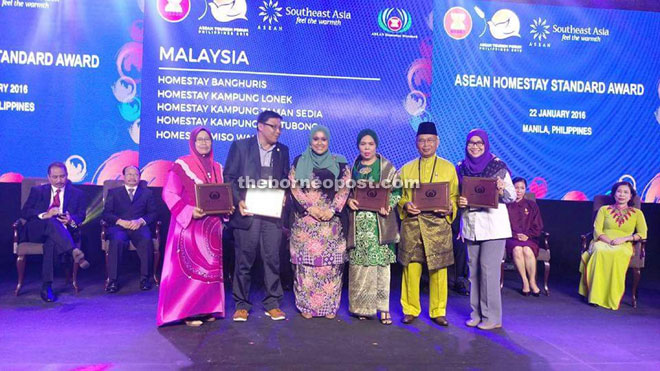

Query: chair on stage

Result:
[100,179,162,287]
[12,178,81,295]
[501,192,551,295]
[580,195,646,308]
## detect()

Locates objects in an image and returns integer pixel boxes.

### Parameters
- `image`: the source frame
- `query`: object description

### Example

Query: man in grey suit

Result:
[224,110,290,322]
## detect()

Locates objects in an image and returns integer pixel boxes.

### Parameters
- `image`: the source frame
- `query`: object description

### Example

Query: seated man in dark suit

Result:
[102,165,158,293]
[21,162,88,302]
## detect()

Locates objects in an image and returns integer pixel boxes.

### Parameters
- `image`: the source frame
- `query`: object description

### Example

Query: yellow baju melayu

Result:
[579,205,647,310]
[397,155,459,318]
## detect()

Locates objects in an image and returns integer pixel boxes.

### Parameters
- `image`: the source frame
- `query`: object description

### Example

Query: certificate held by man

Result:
[413,182,451,212]
[245,187,286,219]
[461,176,498,208]
[195,183,233,214]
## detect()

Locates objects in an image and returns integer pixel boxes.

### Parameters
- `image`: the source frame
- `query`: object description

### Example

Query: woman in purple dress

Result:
[505,177,544,296]
[157,128,232,327]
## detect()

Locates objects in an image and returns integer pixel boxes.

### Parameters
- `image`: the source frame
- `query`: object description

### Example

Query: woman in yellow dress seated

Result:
[579,181,647,310]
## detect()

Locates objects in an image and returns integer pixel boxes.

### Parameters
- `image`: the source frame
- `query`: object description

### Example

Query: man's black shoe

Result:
[106,280,119,294]
[41,284,56,302]
[140,278,152,291]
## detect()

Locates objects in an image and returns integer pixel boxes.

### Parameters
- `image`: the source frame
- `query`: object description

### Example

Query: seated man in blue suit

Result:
[21,162,88,302]
[102,165,158,293]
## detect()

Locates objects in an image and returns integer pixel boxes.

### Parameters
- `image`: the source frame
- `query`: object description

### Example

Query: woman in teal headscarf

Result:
[289,125,351,319]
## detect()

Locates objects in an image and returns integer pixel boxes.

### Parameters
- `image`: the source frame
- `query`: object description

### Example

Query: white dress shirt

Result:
[125,185,137,199]
[38,185,65,219]
[121,185,146,226]
[461,171,516,241]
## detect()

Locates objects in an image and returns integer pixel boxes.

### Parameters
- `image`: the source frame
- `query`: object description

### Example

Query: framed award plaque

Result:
[461,176,498,208]
[195,183,233,214]
[413,182,450,212]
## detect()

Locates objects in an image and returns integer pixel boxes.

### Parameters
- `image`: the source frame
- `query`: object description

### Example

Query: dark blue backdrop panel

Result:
[431,0,660,200]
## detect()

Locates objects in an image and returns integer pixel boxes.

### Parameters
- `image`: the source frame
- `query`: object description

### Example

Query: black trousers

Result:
[107,226,153,281]
[26,218,76,284]
[452,216,468,285]
[232,217,283,311]
[453,236,469,282]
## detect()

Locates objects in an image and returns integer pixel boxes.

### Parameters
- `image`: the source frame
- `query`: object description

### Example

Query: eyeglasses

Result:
[260,122,282,132]
[416,138,437,145]
[196,138,212,143]
[467,141,484,147]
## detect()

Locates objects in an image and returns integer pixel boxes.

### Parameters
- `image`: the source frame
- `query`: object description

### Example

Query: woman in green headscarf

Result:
[346,129,401,325]
[288,125,351,319]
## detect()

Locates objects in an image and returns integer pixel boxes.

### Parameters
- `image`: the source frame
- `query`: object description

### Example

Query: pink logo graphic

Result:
[562,191,588,201]
[157,0,190,23]
[388,17,402,32]
[529,177,548,199]
[444,7,472,40]
[0,172,24,183]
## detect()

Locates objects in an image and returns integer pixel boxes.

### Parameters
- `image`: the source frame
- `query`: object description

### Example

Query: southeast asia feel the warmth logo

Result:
[378,8,412,33]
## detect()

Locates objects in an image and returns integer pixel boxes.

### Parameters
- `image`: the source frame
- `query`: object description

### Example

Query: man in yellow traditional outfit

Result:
[398,121,459,326]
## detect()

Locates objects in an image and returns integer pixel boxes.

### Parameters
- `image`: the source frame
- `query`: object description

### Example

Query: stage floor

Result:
[1,269,659,370]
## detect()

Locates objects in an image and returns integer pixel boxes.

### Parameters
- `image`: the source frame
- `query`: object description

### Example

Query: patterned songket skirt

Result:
[348,265,390,316]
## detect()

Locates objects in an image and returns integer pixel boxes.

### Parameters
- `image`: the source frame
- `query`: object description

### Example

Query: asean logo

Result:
[378,8,412,33]
[443,6,472,40]
[157,0,191,23]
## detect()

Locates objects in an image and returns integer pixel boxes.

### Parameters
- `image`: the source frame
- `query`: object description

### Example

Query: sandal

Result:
[380,312,392,326]
[324,313,336,319]
[301,312,313,319]
[184,319,203,327]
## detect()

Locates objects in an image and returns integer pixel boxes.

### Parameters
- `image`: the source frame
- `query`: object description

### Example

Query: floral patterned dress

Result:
[289,157,350,316]
[348,158,401,316]
[349,159,401,265]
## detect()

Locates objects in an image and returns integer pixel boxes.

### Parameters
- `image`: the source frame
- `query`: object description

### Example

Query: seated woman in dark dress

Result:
[505,177,544,296]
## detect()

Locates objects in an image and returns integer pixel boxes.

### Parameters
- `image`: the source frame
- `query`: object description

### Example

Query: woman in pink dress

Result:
[157,128,231,327]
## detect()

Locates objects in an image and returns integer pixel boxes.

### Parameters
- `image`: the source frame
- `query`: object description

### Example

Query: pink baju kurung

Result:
[156,151,225,326]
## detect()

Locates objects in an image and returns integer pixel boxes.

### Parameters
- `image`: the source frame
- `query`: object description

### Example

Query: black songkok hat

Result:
[416,121,437,136]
